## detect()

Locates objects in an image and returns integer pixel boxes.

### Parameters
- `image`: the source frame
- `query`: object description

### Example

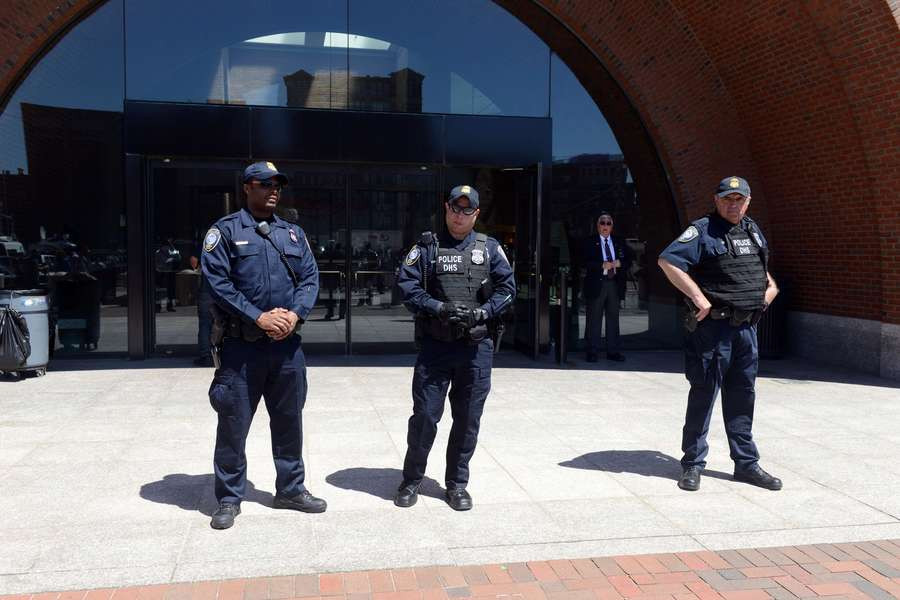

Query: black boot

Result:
[273,490,328,512]
[734,464,782,490]
[678,466,702,491]
[210,502,240,529]
[393,482,419,508]
[445,488,473,511]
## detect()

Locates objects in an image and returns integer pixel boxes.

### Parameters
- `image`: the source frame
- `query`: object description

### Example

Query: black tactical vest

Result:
[692,219,768,311]
[429,233,490,307]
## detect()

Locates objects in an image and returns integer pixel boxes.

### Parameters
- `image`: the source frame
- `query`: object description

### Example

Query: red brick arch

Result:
[2,0,898,328]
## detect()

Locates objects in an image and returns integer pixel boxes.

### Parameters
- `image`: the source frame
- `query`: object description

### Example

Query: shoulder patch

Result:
[203,228,222,252]
[496,245,509,265]
[405,245,421,266]
[678,226,699,243]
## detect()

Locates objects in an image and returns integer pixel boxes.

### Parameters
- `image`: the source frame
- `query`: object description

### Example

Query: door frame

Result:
[124,102,552,359]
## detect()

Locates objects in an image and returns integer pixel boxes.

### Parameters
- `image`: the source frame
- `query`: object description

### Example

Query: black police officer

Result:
[394,185,515,511]
[201,161,326,529]
[658,176,782,492]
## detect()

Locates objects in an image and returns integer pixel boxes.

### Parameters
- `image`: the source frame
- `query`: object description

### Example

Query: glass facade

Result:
[0,0,126,354]
[0,0,676,359]
[124,0,549,116]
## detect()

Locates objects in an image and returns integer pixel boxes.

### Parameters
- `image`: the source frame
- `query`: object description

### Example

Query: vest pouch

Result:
[419,314,458,342]
[467,323,489,344]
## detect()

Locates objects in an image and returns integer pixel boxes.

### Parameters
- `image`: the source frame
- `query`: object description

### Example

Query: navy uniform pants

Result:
[209,335,308,504]
[681,319,760,471]
[402,337,493,490]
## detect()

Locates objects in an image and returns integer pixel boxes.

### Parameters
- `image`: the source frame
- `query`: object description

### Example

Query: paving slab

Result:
[0,350,898,593]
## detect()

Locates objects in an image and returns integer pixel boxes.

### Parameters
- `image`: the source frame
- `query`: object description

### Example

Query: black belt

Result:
[709,306,756,324]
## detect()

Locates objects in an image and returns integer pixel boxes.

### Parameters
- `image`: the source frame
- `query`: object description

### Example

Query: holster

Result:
[683,298,699,333]
[209,305,227,369]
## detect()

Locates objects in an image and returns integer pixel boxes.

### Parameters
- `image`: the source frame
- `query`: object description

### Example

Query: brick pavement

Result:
[3,540,899,600]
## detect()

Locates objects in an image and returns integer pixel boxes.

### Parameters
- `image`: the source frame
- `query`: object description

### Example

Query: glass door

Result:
[348,165,439,353]
[280,164,349,354]
[148,160,240,355]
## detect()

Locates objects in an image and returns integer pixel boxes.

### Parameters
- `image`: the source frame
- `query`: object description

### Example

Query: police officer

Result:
[394,185,515,511]
[658,176,782,492]
[202,161,326,529]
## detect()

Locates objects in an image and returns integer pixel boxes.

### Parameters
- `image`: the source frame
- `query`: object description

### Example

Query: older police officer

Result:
[394,185,515,511]
[202,161,326,529]
[658,176,782,492]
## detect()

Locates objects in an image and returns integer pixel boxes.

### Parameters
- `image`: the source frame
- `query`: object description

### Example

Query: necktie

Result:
[603,238,615,278]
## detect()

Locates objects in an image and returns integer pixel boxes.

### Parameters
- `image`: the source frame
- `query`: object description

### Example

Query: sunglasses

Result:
[598,220,613,226]
[251,180,283,191]
[448,203,478,216]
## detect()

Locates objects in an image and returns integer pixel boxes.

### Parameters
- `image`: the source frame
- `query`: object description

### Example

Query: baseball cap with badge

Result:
[448,185,479,209]
[243,161,288,184]
[716,176,750,197]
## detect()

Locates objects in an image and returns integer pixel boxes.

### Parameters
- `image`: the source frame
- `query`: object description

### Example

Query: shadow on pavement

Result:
[139,473,273,516]
[326,467,443,501]
[559,450,732,482]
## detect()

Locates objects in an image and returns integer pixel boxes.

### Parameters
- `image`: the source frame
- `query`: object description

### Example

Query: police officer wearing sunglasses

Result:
[393,185,515,510]
[201,161,326,529]
[658,176,782,493]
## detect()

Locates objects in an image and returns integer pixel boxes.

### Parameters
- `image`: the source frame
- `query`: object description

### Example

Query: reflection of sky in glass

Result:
[551,54,622,161]
[123,0,549,116]
[1,0,628,172]
[0,0,123,173]
[125,0,348,104]
[348,0,549,116]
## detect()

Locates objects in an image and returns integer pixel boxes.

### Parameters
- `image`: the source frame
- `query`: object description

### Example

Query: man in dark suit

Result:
[582,212,631,362]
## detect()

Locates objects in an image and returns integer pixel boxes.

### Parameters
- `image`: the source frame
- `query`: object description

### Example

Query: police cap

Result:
[243,161,288,184]
[716,176,750,197]
[448,185,479,208]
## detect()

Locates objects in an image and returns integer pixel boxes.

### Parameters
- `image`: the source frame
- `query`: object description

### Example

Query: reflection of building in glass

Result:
[284,68,423,112]
[20,103,124,252]
[0,169,29,239]
[551,154,636,238]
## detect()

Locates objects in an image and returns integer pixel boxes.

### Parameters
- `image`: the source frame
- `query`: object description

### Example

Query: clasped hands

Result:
[436,302,487,328]
[602,259,621,271]
[256,307,301,340]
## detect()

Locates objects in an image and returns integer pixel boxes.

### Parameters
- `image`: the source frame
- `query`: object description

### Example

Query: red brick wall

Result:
[2,0,898,324]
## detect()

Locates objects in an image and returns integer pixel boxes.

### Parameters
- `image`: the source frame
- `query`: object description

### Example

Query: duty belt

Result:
[708,306,756,325]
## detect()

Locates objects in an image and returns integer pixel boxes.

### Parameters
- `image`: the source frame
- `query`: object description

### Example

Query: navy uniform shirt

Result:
[201,208,319,324]
[397,230,516,318]
[659,213,769,273]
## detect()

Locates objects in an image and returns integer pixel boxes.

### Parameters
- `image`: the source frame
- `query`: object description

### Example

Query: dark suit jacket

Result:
[580,234,632,299]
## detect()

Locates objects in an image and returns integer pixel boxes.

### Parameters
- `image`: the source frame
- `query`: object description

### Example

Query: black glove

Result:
[435,302,455,323]
[450,303,489,328]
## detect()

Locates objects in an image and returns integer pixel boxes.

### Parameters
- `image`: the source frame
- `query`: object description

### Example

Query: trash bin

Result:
[0,289,50,376]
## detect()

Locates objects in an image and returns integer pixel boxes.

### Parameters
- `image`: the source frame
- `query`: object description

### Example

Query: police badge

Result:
[471,248,484,265]
[289,229,299,244]
[203,228,221,252]
[678,226,699,243]
[405,246,420,266]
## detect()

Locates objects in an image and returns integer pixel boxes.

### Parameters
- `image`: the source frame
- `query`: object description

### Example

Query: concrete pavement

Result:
[1,350,898,593]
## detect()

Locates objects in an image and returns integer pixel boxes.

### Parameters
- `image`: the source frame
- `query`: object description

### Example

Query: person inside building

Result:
[657,176,782,492]
[581,212,631,362]
[201,161,327,529]
[393,185,515,511]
